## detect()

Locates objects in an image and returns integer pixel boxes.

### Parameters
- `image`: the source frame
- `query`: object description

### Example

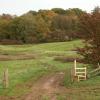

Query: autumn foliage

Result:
[0,8,84,44]
[78,7,100,67]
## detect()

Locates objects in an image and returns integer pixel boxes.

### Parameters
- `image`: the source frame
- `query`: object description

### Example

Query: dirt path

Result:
[1,71,100,100]
[19,72,65,100]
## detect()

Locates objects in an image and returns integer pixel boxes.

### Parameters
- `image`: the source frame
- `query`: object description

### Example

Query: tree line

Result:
[0,8,85,44]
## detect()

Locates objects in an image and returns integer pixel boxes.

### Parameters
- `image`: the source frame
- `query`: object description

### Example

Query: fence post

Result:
[3,68,9,88]
[98,63,100,68]
[71,68,73,82]
[85,67,87,80]
[74,59,77,76]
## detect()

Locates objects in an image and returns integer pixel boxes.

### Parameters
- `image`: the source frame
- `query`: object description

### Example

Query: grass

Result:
[0,59,48,96]
[0,40,82,96]
[0,39,100,99]
[56,92,100,100]
[0,40,83,54]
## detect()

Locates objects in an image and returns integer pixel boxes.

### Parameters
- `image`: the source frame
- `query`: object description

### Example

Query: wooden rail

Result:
[88,65,100,78]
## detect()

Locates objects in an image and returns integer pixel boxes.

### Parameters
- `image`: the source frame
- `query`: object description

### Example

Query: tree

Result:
[50,15,79,41]
[0,16,12,40]
[51,8,66,15]
[78,7,100,67]
[66,8,85,17]
[34,14,50,42]
[9,15,37,43]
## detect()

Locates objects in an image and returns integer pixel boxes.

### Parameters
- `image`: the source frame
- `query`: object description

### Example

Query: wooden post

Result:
[85,67,87,80]
[3,68,9,88]
[98,63,100,68]
[71,68,74,82]
[74,59,77,76]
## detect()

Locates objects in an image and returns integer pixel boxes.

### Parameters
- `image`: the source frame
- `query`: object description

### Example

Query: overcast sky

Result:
[0,0,100,15]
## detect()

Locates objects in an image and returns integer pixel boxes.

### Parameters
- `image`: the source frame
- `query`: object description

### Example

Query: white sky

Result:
[0,0,100,15]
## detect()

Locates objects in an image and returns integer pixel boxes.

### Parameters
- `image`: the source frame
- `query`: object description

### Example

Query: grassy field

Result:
[0,40,100,100]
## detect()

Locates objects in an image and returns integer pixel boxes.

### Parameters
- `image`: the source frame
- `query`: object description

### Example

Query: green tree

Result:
[34,14,50,42]
[9,15,37,43]
[50,15,79,41]
[0,17,12,40]
[51,8,66,15]
[66,8,85,17]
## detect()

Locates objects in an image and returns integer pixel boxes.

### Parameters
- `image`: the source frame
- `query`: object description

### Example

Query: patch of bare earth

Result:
[0,53,37,61]
[17,72,65,100]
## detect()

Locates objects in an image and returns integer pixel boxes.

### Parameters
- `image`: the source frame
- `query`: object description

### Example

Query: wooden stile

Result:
[73,60,87,82]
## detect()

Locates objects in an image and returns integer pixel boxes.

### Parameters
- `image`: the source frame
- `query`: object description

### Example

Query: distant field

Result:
[0,40,100,100]
[0,39,83,54]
